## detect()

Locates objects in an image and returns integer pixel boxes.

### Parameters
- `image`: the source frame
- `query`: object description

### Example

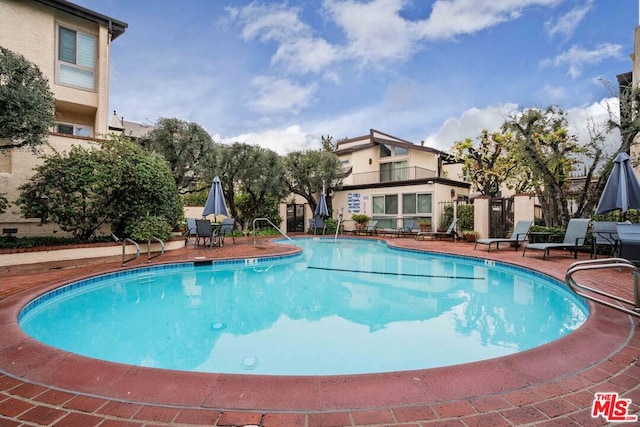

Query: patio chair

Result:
[194,219,219,248]
[474,220,533,252]
[522,218,590,259]
[416,218,458,241]
[183,218,197,246]
[616,223,640,265]
[365,220,379,236]
[592,221,620,258]
[218,218,236,245]
[309,218,325,235]
[394,219,416,237]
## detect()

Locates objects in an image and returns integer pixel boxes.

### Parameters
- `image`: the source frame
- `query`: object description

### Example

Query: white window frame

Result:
[55,122,94,138]
[56,24,97,91]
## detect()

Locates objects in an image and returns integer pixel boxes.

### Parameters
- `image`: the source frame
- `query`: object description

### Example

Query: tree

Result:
[284,150,344,214]
[0,46,54,150]
[103,137,183,237]
[17,136,182,241]
[452,130,518,198]
[501,105,606,226]
[206,142,288,230]
[139,118,214,194]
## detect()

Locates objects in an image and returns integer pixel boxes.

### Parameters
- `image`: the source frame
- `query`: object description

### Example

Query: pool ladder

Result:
[252,217,293,244]
[565,258,640,318]
[112,234,165,266]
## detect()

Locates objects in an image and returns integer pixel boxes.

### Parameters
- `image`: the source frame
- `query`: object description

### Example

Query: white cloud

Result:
[540,43,624,78]
[222,125,318,154]
[423,103,519,151]
[324,0,420,64]
[418,0,563,41]
[544,0,594,39]
[248,76,318,115]
[228,2,340,74]
[272,37,339,74]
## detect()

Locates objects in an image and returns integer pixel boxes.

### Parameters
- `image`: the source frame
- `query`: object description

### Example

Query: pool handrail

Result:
[147,236,165,263]
[252,217,293,244]
[112,233,141,266]
[565,258,640,318]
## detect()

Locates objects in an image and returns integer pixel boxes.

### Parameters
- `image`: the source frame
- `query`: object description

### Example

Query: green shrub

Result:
[127,215,174,242]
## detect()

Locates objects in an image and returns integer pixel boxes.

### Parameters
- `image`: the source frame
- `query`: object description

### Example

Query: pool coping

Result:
[0,238,635,414]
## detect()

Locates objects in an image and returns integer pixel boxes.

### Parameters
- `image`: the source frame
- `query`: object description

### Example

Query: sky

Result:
[73,0,638,155]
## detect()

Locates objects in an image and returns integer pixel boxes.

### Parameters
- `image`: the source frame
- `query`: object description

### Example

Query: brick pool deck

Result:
[0,235,639,426]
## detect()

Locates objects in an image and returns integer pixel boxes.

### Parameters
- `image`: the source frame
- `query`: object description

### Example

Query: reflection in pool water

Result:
[20,238,587,375]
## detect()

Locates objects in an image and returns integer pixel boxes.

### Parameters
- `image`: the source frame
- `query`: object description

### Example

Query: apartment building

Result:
[0,0,127,235]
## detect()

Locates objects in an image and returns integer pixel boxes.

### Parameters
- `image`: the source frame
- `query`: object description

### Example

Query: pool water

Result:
[19,238,588,376]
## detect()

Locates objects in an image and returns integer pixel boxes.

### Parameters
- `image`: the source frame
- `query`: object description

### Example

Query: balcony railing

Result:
[351,166,436,185]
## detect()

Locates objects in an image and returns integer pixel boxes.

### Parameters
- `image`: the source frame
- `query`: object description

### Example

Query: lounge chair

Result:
[522,218,590,259]
[309,218,325,235]
[365,220,379,236]
[474,220,533,252]
[592,221,620,258]
[416,218,458,241]
[195,219,219,248]
[394,219,416,237]
[617,223,640,265]
[218,218,236,245]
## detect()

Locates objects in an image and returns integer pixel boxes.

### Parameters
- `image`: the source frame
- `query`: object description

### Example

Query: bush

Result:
[0,235,112,249]
[127,215,174,242]
[457,204,474,232]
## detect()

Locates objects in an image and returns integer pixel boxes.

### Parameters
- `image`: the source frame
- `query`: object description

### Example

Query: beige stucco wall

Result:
[0,0,111,132]
[332,182,464,232]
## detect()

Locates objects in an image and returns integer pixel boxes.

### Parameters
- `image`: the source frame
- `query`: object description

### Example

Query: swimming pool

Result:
[19,238,588,376]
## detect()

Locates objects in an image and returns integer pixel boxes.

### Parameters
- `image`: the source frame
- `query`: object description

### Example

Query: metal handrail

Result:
[252,217,293,244]
[335,213,343,241]
[147,237,165,263]
[121,238,140,266]
[565,258,640,318]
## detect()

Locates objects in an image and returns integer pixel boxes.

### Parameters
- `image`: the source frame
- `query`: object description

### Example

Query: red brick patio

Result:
[1,235,639,426]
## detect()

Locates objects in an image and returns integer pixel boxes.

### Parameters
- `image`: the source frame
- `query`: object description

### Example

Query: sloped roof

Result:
[335,128,455,162]
[34,0,128,40]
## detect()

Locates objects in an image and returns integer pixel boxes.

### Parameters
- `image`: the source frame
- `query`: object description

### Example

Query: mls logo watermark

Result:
[591,392,637,423]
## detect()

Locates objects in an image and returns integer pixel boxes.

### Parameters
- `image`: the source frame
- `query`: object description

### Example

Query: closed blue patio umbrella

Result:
[202,176,228,221]
[596,152,640,219]
[315,192,329,218]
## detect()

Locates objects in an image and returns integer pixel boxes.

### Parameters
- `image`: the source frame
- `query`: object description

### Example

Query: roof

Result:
[335,129,456,162]
[34,0,128,40]
[109,112,153,139]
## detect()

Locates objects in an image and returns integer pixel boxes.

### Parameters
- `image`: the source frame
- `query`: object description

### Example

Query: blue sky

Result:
[75,0,637,154]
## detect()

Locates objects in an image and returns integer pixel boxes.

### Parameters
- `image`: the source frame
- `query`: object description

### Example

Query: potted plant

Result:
[351,214,371,230]
[463,230,479,242]
[418,218,432,232]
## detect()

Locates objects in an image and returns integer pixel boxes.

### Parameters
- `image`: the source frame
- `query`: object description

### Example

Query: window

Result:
[380,144,392,158]
[380,160,407,182]
[379,144,408,158]
[55,123,93,137]
[57,26,96,90]
[373,194,398,215]
[403,193,432,214]
[395,146,408,156]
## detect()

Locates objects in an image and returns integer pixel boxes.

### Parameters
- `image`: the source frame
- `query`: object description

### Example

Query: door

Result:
[286,204,305,233]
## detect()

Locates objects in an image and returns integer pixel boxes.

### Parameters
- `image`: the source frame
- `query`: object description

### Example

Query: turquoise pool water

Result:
[19,238,588,376]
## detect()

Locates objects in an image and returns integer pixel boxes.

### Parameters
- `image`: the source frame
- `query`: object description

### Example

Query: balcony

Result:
[351,166,437,186]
